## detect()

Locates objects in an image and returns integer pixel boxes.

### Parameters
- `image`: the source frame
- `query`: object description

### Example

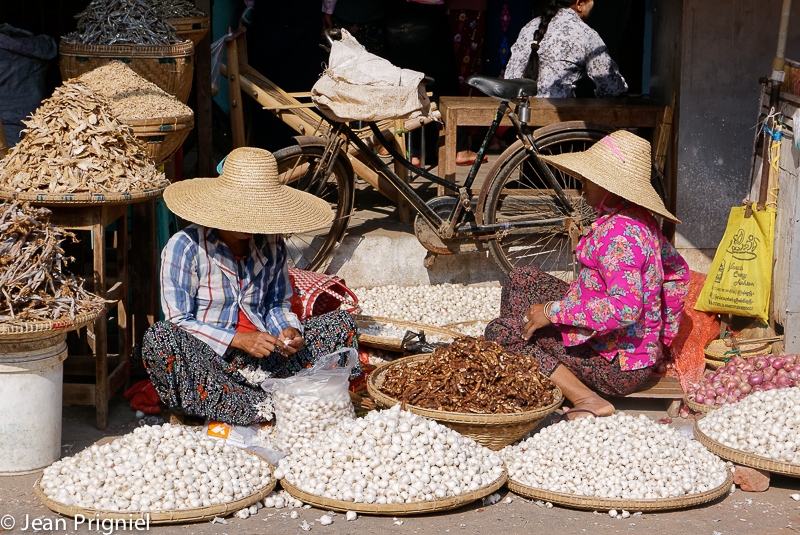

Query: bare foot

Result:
[455,150,479,165]
[411,157,420,166]
[564,396,615,419]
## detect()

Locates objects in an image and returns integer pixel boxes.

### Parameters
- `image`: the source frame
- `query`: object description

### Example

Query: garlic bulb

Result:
[238,366,271,385]
[353,284,501,327]
[268,390,355,453]
[262,489,303,509]
[502,413,729,499]
[698,387,800,463]
[276,404,505,504]
[40,424,273,511]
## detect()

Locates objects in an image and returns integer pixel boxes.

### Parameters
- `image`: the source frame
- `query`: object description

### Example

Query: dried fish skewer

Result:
[0,202,107,324]
[64,0,181,46]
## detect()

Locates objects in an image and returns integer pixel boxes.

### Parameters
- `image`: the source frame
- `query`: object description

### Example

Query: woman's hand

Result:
[280,327,305,355]
[522,303,552,340]
[231,332,289,358]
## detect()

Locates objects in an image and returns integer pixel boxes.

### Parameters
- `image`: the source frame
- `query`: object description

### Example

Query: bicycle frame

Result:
[323,101,576,240]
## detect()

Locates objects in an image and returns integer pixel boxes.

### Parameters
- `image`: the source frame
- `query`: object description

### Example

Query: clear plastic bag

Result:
[261,348,357,452]
[210,35,226,97]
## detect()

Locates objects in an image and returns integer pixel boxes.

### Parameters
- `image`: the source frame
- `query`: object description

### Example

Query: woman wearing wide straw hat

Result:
[485,130,690,418]
[141,147,359,426]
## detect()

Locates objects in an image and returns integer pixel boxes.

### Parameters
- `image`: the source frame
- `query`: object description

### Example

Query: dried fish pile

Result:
[379,336,559,414]
[63,0,180,46]
[78,62,193,121]
[154,0,206,18]
[0,203,106,324]
[0,81,166,195]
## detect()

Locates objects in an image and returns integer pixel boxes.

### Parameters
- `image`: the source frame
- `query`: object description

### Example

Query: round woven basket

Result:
[59,41,195,103]
[34,441,276,524]
[125,114,194,164]
[442,319,491,335]
[694,419,800,478]
[280,470,507,515]
[684,396,716,413]
[355,315,464,351]
[0,180,169,206]
[507,470,733,512]
[705,358,723,370]
[0,307,104,340]
[168,16,210,47]
[367,355,563,450]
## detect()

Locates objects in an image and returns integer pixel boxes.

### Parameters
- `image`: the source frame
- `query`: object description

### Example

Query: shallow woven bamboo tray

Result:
[694,419,800,478]
[59,41,195,103]
[168,16,210,47]
[684,396,716,413]
[442,319,491,335]
[0,307,104,340]
[704,339,772,361]
[355,315,464,351]
[34,436,276,524]
[507,470,733,512]
[280,469,507,515]
[0,180,169,206]
[367,355,563,450]
[126,114,194,164]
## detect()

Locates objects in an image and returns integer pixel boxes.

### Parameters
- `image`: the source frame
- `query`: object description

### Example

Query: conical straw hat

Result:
[164,147,334,234]
[538,130,680,224]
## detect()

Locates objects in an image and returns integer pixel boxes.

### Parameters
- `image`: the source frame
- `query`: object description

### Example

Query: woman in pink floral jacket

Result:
[485,130,690,418]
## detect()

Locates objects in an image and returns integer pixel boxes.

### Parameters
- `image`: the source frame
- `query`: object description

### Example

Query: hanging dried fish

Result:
[63,0,180,46]
[78,62,193,121]
[0,80,167,195]
[0,202,107,324]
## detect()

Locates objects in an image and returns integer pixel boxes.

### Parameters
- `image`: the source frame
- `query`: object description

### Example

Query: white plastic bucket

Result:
[0,333,67,474]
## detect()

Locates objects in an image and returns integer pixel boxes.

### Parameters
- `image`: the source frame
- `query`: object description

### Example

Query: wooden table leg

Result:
[394,119,411,224]
[93,210,109,430]
[117,207,130,393]
[437,104,458,196]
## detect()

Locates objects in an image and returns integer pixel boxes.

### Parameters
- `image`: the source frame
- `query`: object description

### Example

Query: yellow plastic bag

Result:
[695,203,775,323]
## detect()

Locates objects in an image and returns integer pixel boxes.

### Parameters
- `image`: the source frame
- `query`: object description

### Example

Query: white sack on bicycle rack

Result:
[312,29,431,122]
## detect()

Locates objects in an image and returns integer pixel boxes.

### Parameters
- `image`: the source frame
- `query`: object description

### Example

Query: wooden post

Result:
[393,119,411,224]
[195,0,213,177]
[226,29,246,149]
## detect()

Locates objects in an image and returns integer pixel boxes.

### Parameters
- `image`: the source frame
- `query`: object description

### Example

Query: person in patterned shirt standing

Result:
[485,131,689,418]
[504,0,628,98]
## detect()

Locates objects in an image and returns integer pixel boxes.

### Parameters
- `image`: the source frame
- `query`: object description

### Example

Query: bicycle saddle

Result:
[466,75,537,101]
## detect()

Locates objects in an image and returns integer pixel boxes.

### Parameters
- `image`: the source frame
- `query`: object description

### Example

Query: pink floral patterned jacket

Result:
[548,202,690,371]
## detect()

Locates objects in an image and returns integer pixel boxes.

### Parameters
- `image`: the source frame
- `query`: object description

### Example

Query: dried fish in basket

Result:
[153,0,206,18]
[0,202,107,327]
[0,80,168,199]
[63,0,181,46]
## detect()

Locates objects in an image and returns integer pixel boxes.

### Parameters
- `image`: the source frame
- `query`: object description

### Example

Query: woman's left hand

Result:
[280,327,305,356]
[522,303,552,340]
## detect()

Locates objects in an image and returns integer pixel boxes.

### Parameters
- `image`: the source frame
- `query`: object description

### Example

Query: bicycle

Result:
[224,28,617,278]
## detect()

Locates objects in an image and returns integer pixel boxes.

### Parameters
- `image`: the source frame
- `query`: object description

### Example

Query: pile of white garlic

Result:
[238,365,271,385]
[271,390,356,453]
[502,413,729,500]
[354,284,501,327]
[698,387,800,463]
[275,404,505,504]
[359,322,454,344]
[40,424,273,511]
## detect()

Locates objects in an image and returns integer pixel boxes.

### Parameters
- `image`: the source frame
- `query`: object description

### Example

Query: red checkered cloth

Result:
[288,267,358,321]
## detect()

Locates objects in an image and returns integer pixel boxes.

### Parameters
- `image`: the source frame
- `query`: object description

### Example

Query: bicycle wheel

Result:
[482,122,614,279]
[272,144,355,272]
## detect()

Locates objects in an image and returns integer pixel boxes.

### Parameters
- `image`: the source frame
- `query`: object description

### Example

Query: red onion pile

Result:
[687,354,800,408]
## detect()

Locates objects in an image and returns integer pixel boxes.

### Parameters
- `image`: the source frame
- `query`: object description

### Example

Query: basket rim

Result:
[703,339,771,360]
[684,396,716,413]
[0,181,169,206]
[507,471,733,512]
[367,354,564,424]
[167,15,211,23]
[34,437,276,524]
[123,114,195,128]
[355,315,465,350]
[279,469,507,515]
[694,419,800,477]
[59,40,194,56]
[0,307,104,338]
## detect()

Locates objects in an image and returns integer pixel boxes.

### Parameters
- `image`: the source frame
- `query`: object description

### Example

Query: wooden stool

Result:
[612,376,685,417]
[51,204,130,430]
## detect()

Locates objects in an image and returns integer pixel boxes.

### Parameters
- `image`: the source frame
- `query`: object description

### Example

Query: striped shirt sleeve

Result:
[160,231,236,356]
[263,237,303,337]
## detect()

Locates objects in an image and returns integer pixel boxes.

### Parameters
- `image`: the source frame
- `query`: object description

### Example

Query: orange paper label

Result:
[207,421,231,439]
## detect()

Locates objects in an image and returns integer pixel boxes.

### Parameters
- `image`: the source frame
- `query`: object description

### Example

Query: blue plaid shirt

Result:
[160,225,302,356]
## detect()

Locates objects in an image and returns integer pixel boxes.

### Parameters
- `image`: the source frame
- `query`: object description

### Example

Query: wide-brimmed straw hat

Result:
[163,147,334,234]
[538,130,680,224]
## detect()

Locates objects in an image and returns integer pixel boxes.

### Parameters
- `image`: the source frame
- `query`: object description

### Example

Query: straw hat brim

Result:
[539,153,680,225]
[164,177,334,234]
